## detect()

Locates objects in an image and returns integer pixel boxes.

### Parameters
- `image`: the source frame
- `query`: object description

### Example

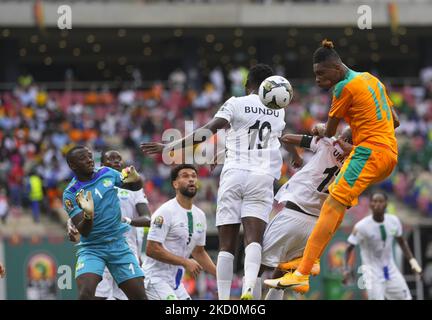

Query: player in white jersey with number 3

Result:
[141,64,285,300]
[263,127,352,299]
[343,191,422,300]
[144,164,216,300]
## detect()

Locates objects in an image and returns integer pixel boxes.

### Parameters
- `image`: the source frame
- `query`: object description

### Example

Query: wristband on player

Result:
[123,217,132,225]
[409,258,422,273]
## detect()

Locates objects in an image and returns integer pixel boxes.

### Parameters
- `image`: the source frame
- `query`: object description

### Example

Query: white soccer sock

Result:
[216,251,234,300]
[243,242,262,295]
[265,288,284,300]
[253,277,262,300]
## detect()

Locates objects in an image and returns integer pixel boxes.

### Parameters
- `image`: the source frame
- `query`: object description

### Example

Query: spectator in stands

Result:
[8,158,24,208]
[27,169,44,223]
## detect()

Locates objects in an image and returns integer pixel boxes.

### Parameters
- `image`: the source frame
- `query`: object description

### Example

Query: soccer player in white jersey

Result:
[141,64,285,300]
[67,150,151,300]
[343,191,422,300]
[262,127,352,299]
[144,164,216,300]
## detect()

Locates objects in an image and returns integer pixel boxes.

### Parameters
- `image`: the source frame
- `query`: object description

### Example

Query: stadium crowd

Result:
[0,66,431,231]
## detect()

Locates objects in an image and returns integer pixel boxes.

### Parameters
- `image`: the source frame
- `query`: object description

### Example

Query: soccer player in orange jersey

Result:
[265,40,400,294]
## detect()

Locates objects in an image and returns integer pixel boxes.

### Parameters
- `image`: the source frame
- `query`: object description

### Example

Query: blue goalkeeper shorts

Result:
[75,238,144,285]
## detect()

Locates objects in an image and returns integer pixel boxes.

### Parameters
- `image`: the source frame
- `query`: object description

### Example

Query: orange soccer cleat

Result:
[264,271,310,294]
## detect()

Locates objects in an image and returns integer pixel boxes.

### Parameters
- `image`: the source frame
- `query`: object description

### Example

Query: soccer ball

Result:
[258,76,293,110]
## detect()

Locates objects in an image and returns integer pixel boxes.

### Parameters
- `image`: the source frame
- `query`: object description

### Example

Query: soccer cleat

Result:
[264,278,284,289]
[240,287,254,300]
[264,272,310,294]
[277,258,321,276]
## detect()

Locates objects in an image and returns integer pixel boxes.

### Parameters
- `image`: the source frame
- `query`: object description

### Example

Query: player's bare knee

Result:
[219,244,236,255]
[243,235,263,247]
[242,219,266,246]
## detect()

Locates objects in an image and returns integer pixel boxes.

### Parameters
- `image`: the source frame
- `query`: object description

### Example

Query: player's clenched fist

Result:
[121,166,141,183]
[76,189,94,220]
[0,262,6,278]
[183,258,203,279]
[311,123,326,137]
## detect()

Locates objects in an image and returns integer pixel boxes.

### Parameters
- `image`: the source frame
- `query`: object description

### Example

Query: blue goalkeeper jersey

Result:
[63,166,130,245]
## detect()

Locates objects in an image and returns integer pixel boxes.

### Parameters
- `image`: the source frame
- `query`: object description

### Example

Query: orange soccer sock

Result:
[297,197,346,275]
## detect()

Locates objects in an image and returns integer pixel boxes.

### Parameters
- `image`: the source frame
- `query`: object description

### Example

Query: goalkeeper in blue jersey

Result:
[63,145,147,300]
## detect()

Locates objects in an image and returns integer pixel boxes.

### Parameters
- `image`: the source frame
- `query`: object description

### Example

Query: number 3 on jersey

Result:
[317,166,340,193]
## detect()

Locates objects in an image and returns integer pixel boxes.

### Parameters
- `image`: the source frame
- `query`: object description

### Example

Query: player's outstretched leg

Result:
[216,224,240,300]
[241,217,266,300]
[118,277,147,300]
[76,273,102,300]
[271,196,346,293]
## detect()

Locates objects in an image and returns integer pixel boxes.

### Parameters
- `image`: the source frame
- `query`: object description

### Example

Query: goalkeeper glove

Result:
[121,166,141,183]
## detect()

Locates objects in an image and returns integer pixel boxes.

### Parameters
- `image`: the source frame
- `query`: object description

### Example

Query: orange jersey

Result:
[329,68,398,155]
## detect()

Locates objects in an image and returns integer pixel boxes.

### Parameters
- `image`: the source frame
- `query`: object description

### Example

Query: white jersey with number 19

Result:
[214,94,285,179]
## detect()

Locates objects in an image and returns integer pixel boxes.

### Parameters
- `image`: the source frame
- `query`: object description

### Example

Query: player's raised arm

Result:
[140,117,229,155]
[324,116,341,138]
[120,166,143,191]
[280,134,304,147]
[280,133,318,168]
[310,117,340,138]
[71,190,94,238]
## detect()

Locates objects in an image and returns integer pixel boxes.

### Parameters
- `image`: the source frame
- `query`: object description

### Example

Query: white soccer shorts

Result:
[367,271,412,300]
[216,169,274,226]
[144,277,191,300]
[261,207,317,268]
